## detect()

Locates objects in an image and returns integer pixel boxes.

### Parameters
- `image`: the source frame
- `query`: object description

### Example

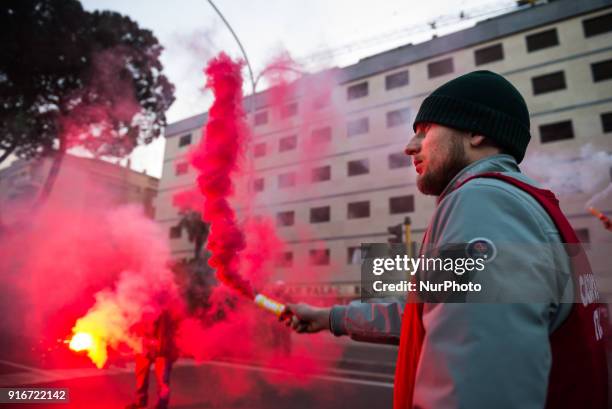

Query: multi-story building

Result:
[0,154,158,225]
[157,0,612,301]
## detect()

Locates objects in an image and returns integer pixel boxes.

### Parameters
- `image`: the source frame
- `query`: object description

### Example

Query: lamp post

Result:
[207,1,305,100]
[206,0,256,98]
[404,217,412,259]
[205,1,305,201]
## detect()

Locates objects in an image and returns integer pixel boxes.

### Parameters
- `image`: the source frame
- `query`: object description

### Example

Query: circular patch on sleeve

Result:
[466,237,497,262]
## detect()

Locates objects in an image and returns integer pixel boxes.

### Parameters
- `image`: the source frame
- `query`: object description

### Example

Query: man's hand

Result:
[281,303,331,333]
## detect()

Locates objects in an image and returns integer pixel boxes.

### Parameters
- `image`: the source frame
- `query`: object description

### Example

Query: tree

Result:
[0,0,175,204]
[176,211,210,261]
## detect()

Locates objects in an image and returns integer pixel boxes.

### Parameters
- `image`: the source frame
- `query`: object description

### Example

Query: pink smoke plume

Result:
[190,53,253,298]
[172,187,202,212]
[68,205,184,368]
[62,47,143,157]
[241,53,344,292]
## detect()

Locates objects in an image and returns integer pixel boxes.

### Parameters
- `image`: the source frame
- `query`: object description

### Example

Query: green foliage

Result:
[177,211,210,260]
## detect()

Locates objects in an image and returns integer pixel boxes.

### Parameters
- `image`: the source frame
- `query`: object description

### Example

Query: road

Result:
[0,335,397,409]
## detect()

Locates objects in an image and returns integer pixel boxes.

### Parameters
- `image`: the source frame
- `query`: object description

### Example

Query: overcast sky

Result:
[80,0,517,177]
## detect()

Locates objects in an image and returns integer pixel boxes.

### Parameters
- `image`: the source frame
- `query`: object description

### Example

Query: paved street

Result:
[0,335,397,409]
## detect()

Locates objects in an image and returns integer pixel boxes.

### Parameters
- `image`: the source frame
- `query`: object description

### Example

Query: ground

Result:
[0,335,396,409]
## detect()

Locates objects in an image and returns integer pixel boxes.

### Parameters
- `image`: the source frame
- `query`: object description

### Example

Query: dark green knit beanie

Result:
[413,70,531,163]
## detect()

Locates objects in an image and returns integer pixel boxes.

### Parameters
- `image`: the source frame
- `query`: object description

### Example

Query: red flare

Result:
[588,206,612,231]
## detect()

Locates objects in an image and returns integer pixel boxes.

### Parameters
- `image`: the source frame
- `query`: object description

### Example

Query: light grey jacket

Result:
[329,154,573,409]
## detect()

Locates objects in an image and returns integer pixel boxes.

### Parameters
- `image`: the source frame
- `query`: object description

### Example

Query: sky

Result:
[79,0,518,177]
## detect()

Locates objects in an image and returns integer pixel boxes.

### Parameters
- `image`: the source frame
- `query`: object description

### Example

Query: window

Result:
[347,201,370,219]
[278,172,296,188]
[347,159,369,176]
[309,249,330,265]
[169,226,181,239]
[532,71,566,95]
[583,12,612,38]
[347,82,368,100]
[347,117,369,137]
[388,152,412,169]
[427,58,454,78]
[279,135,297,152]
[390,195,415,214]
[526,28,559,52]
[254,142,266,158]
[311,165,331,182]
[347,247,362,264]
[254,111,268,126]
[310,206,330,223]
[601,112,612,133]
[276,251,293,267]
[281,102,298,118]
[253,178,264,192]
[178,134,192,147]
[575,228,590,244]
[313,94,330,110]
[539,120,574,143]
[591,59,612,82]
[386,108,411,128]
[175,162,189,175]
[276,211,295,227]
[385,70,409,90]
[474,43,504,66]
[312,127,332,144]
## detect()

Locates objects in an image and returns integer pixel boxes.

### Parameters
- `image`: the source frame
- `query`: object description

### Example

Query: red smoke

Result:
[244,54,343,291]
[62,47,142,157]
[0,157,184,371]
[239,217,286,291]
[172,187,202,212]
[190,53,253,298]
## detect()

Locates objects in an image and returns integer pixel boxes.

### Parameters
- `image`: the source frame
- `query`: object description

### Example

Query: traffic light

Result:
[404,217,412,258]
[388,223,403,244]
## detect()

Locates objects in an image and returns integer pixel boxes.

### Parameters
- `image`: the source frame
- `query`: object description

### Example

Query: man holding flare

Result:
[282,71,609,409]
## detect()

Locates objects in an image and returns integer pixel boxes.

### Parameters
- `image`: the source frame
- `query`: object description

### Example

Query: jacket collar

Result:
[437,154,520,204]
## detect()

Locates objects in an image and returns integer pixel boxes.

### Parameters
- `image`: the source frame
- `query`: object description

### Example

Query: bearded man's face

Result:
[405,123,470,196]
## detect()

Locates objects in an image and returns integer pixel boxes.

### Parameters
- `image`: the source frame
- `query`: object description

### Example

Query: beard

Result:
[417,137,469,196]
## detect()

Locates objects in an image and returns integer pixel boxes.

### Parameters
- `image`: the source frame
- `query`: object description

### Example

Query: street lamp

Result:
[206,1,305,100]
[206,0,307,194]
[206,0,256,98]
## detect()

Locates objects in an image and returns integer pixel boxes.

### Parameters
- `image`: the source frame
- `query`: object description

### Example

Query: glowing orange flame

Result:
[69,332,94,351]
[588,206,612,231]
[67,328,107,368]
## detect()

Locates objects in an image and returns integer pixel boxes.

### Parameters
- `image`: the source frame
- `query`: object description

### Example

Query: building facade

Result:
[157,0,612,301]
[0,155,158,225]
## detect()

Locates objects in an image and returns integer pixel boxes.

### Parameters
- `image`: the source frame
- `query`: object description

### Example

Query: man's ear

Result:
[468,133,487,147]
